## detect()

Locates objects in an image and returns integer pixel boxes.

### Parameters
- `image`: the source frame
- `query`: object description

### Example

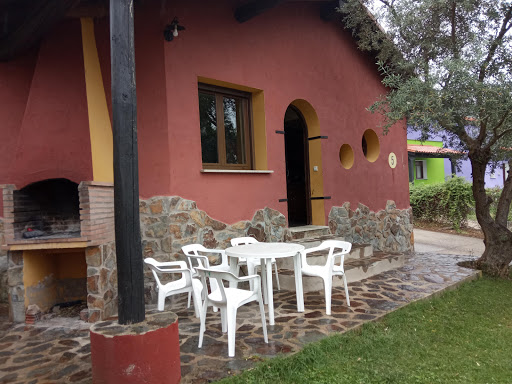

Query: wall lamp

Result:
[164,17,185,42]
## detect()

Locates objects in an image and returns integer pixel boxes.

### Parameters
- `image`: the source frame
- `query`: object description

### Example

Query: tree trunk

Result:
[474,223,512,277]
[468,150,512,277]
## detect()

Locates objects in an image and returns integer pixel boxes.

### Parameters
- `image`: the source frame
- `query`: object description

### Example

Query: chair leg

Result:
[226,306,238,357]
[191,286,202,318]
[273,261,280,291]
[210,279,219,312]
[259,263,268,304]
[324,278,332,316]
[247,261,256,291]
[220,307,227,333]
[258,292,268,344]
[342,274,351,306]
[198,299,208,349]
[157,292,166,311]
[187,292,192,309]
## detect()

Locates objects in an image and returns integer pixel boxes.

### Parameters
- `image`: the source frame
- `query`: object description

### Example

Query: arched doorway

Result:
[284,105,311,227]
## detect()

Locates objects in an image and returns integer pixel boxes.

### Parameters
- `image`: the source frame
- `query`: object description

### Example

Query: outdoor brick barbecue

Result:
[2,181,117,323]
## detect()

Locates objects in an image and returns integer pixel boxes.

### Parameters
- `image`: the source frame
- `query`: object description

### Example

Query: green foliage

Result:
[338,0,512,153]
[410,176,474,230]
[220,278,512,383]
[337,0,512,251]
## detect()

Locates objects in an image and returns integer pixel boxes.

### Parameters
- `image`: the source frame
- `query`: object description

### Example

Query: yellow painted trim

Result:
[23,250,55,307]
[291,99,325,226]
[81,18,114,182]
[339,144,354,169]
[363,129,380,163]
[57,252,87,279]
[197,77,268,170]
[251,91,267,170]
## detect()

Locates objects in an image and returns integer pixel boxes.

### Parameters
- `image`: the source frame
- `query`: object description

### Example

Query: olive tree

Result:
[339,0,512,277]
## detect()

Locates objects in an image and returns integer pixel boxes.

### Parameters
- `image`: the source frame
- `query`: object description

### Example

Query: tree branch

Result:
[489,127,512,149]
[496,158,512,225]
[478,5,512,82]
[450,1,459,59]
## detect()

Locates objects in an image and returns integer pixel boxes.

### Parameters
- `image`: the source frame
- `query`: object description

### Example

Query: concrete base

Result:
[90,311,180,384]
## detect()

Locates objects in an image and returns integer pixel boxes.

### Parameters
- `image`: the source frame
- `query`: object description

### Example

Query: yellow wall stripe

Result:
[81,18,113,182]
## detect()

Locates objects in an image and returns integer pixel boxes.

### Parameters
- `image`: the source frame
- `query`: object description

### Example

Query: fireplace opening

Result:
[13,178,80,240]
[23,248,87,315]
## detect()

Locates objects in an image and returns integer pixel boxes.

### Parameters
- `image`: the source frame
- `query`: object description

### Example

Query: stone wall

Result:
[329,200,413,253]
[139,196,288,302]
[0,218,7,303]
[85,242,117,322]
[7,250,24,322]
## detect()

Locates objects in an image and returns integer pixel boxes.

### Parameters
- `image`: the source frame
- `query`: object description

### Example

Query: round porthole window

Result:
[362,129,380,162]
[339,144,354,169]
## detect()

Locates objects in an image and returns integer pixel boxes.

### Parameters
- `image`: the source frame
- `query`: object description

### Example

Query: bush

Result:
[410,176,474,230]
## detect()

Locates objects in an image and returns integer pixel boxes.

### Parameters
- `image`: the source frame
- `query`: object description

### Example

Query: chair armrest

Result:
[152,260,187,268]
[149,262,194,279]
[186,254,210,269]
[300,244,329,255]
[153,266,191,274]
[203,249,225,255]
[236,274,261,283]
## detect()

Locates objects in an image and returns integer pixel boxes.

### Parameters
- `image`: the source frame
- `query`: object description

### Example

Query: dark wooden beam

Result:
[234,0,285,23]
[110,0,145,325]
[0,0,79,62]
[66,2,108,18]
[320,0,342,21]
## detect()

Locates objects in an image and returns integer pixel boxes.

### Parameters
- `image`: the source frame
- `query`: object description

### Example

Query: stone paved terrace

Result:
[0,252,480,384]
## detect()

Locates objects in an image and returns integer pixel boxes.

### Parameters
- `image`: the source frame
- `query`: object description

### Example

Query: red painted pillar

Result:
[90,312,181,384]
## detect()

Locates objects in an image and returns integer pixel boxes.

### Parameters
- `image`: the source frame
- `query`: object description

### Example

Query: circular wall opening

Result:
[339,144,354,169]
[362,129,380,162]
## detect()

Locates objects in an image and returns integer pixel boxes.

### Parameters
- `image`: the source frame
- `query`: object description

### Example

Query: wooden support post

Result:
[110,0,145,324]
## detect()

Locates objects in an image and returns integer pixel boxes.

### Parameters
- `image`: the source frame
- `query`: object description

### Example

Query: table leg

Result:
[229,257,238,288]
[260,260,268,305]
[293,253,304,312]
[265,258,275,325]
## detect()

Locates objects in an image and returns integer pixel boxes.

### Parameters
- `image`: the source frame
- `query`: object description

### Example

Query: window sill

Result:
[201,169,274,174]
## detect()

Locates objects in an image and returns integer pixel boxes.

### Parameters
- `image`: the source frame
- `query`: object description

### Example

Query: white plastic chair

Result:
[195,267,268,357]
[230,237,280,291]
[300,240,351,315]
[182,244,231,311]
[144,258,202,317]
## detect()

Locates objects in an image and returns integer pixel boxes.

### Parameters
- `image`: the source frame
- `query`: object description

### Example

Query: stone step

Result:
[289,234,345,250]
[275,252,405,293]
[287,225,330,240]
[276,243,373,270]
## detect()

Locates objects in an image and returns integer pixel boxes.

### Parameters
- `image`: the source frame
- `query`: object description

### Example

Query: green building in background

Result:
[407,139,458,185]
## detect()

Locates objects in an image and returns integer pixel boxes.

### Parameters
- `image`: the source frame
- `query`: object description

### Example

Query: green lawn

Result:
[220,277,512,383]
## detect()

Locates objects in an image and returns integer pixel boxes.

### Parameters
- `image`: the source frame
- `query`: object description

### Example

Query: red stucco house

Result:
[0,0,412,322]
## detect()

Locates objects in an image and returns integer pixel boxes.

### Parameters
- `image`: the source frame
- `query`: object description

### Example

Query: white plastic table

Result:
[225,242,305,325]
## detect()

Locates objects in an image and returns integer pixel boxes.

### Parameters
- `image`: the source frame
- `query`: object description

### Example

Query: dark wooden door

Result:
[284,106,311,227]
